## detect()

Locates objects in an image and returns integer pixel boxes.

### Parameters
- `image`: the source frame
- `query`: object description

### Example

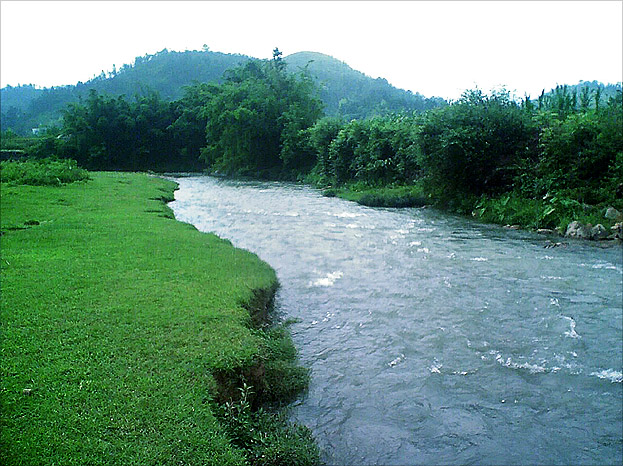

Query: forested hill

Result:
[3,47,621,136]
[284,51,446,119]
[1,48,446,135]
[1,49,251,134]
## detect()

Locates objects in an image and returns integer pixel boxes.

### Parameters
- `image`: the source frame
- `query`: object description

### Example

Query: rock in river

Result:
[565,221,593,239]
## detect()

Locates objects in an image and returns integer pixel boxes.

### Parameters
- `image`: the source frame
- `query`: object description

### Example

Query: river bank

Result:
[169,175,623,465]
[0,170,317,465]
[322,182,623,243]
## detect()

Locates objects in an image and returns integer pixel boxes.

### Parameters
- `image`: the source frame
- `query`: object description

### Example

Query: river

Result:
[168,175,622,466]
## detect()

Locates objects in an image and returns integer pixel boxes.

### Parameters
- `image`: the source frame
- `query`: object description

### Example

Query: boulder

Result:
[604,207,623,222]
[591,224,609,240]
[611,222,623,239]
[565,221,593,239]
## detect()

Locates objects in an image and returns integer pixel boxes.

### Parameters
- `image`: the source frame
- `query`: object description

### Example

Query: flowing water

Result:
[169,175,622,466]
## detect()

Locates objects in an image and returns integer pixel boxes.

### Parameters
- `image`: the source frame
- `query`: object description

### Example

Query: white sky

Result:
[1,0,622,100]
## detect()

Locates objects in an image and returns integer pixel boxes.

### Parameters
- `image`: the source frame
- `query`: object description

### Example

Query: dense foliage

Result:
[311,115,420,185]
[7,48,621,231]
[416,89,533,197]
[36,89,204,171]
[199,50,324,178]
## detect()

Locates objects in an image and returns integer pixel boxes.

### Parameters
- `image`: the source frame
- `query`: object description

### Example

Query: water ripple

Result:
[169,176,623,466]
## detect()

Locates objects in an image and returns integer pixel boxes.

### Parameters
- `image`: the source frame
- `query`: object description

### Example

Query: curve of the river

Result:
[169,175,622,466]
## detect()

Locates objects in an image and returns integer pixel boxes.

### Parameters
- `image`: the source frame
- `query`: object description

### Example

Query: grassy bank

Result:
[325,182,623,237]
[0,169,317,465]
[470,192,623,233]
[323,182,428,208]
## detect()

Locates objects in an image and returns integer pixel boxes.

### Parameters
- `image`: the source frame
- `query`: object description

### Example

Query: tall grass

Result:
[0,158,90,186]
[471,192,621,232]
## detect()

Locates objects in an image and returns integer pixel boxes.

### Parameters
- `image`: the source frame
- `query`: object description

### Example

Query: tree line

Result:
[7,52,622,210]
[308,85,622,208]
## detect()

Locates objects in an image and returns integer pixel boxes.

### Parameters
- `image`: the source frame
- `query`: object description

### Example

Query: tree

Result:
[199,56,324,177]
[417,89,536,197]
[58,89,182,170]
[579,86,592,112]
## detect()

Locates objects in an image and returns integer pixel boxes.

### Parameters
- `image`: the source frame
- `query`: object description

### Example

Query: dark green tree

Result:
[58,89,182,170]
[417,89,536,197]
[199,55,324,178]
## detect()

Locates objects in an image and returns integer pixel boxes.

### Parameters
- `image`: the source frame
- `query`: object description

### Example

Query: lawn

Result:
[0,170,315,465]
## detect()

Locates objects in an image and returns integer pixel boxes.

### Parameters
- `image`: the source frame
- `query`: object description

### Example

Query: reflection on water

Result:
[169,176,622,466]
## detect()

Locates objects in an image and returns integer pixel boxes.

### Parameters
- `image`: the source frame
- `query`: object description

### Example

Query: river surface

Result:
[169,175,622,466]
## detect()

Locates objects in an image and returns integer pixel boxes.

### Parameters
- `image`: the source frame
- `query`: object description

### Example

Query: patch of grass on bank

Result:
[1,158,90,186]
[470,192,623,232]
[0,172,317,465]
[324,182,429,208]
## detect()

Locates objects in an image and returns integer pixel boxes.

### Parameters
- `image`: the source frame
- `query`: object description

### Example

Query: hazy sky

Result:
[1,0,622,100]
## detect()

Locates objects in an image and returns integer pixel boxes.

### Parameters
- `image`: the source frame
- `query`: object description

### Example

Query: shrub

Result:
[0,158,90,186]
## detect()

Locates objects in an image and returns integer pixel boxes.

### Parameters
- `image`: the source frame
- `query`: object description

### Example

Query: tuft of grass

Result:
[327,183,429,208]
[216,384,318,466]
[0,172,317,465]
[0,158,90,186]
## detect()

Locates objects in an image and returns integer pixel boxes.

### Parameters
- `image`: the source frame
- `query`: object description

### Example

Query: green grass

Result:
[471,192,623,233]
[0,172,317,465]
[325,182,429,208]
[1,158,90,186]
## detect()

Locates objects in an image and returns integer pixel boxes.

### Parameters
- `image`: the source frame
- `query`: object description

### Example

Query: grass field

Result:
[0,170,316,465]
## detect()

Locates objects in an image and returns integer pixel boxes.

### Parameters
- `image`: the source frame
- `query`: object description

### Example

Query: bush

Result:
[418,89,536,197]
[216,384,319,466]
[0,158,90,186]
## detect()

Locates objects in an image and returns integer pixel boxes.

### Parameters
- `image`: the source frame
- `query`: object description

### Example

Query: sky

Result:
[1,0,622,101]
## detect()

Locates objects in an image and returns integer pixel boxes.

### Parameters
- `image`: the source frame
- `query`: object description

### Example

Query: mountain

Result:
[284,51,446,120]
[1,49,451,135]
[1,49,251,134]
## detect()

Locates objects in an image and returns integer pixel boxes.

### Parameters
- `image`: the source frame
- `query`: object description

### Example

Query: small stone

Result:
[591,224,609,240]
[565,221,595,239]
[565,221,581,237]
[605,207,623,222]
[537,229,554,235]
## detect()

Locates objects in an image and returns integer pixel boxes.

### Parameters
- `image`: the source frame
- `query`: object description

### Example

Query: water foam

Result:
[561,316,581,338]
[332,212,365,218]
[491,351,548,374]
[388,354,405,367]
[590,369,623,383]
[309,271,344,287]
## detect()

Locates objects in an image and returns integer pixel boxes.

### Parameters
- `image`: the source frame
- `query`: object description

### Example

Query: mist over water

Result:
[169,176,622,466]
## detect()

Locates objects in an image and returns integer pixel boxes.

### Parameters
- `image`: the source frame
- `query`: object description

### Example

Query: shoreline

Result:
[0,171,318,465]
[320,183,623,245]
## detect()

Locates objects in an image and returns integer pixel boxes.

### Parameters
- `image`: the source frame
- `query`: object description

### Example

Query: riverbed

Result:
[169,175,622,466]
